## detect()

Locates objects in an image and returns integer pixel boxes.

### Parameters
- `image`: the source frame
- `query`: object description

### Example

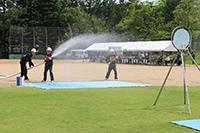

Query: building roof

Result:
[86,41,177,52]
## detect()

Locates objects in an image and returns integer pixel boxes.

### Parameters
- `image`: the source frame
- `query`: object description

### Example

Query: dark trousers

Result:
[105,63,118,79]
[20,63,29,80]
[43,65,54,81]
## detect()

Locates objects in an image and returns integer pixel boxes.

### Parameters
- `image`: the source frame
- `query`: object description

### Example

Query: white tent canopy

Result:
[86,41,177,52]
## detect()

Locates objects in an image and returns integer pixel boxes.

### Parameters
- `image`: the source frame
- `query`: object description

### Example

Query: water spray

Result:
[52,33,121,58]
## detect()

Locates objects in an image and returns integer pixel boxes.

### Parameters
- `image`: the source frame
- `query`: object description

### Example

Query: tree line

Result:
[0,0,200,58]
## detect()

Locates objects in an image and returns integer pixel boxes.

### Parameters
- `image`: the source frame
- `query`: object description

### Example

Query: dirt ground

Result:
[0,59,200,87]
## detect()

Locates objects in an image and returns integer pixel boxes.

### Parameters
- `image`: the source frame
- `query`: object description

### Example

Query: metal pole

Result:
[181,51,191,114]
[33,27,35,47]
[8,27,11,55]
[186,86,191,114]
[153,54,177,106]
[57,27,60,44]
[180,51,186,105]
[68,23,73,39]
[21,27,24,55]
[45,27,48,48]
[188,51,200,71]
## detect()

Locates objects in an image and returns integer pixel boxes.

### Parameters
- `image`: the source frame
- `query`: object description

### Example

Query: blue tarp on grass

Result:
[23,81,151,89]
[171,119,200,131]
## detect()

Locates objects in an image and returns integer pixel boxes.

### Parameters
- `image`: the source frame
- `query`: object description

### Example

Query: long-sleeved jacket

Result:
[44,53,53,67]
[20,53,34,67]
[107,54,117,64]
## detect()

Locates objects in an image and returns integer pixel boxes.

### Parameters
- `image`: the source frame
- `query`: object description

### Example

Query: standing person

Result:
[105,49,118,80]
[20,48,37,80]
[42,47,54,82]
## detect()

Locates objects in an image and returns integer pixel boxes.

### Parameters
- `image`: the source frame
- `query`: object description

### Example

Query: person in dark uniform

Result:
[105,49,118,80]
[20,48,36,80]
[42,47,54,82]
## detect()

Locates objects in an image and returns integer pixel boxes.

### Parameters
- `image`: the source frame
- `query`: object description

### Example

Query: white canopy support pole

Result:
[180,51,191,114]
[186,85,191,114]
[180,51,186,105]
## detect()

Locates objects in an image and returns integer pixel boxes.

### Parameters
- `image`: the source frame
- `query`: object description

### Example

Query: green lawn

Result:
[0,86,199,133]
[185,52,200,64]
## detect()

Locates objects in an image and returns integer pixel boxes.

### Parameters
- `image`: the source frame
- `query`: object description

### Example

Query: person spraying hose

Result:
[42,47,54,82]
[105,49,118,80]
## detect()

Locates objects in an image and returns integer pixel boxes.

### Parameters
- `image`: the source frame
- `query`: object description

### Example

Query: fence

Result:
[9,26,67,57]
[8,26,200,59]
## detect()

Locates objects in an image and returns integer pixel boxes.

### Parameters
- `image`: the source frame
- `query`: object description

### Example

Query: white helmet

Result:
[47,47,52,52]
[31,48,37,53]
[110,49,115,52]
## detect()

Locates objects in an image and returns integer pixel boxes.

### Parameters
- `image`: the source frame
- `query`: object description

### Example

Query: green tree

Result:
[0,0,25,58]
[53,0,107,37]
[163,0,181,23]
[173,0,200,49]
[173,0,200,31]
[117,1,169,40]
[80,0,129,31]
[16,0,57,26]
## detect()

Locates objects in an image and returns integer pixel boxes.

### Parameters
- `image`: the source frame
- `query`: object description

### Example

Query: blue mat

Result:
[23,81,150,89]
[171,119,200,131]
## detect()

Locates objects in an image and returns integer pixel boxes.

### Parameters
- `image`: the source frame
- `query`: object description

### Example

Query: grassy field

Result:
[0,86,199,133]
[185,52,200,64]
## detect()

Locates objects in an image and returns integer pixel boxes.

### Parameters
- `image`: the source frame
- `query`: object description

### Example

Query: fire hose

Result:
[0,62,44,80]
